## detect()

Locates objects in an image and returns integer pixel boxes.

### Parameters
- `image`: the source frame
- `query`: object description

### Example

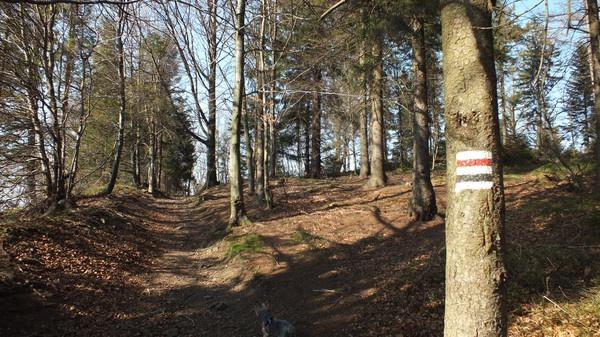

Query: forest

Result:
[0,0,599,336]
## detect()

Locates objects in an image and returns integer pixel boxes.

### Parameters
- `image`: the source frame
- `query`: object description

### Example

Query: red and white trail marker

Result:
[455,150,493,192]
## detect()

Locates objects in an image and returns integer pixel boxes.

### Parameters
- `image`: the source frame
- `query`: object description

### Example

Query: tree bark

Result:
[206,0,219,188]
[148,113,157,195]
[103,5,127,195]
[586,0,600,195]
[368,33,386,187]
[310,68,322,179]
[304,100,311,177]
[228,0,248,227]
[441,1,507,336]
[410,16,437,221]
[255,0,270,206]
[359,44,370,178]
[243,95,255,195]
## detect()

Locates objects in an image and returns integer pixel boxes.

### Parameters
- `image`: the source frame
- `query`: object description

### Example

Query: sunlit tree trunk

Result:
[441,1,507,336]
[368,33,386,187]
[206,0,219,188]
[228,0,248,227]
[586,0,600,195]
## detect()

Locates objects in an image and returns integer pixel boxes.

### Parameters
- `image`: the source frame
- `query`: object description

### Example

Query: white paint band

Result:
[455,181,493,192]
[456,150,492,161]
[456,166,493,176]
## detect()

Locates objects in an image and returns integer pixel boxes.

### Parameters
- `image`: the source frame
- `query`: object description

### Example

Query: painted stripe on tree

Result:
[456,150,492,161]
[456,165,493,176]
[455,150,493,192]
[455,181,494,192]
[457,159,492,167]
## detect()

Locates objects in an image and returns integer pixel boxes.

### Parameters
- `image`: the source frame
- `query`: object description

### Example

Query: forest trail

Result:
[2,172,600,337]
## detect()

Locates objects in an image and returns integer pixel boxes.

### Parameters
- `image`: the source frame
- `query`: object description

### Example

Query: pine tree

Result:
[564,43,594,150]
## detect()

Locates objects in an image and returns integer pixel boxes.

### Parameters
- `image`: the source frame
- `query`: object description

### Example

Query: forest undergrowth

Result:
[0,168,599,337]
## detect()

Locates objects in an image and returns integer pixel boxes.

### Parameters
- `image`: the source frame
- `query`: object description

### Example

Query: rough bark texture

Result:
[206,0,219,188]
[228,0,248,227]
[310,68,322,179]
[441,1,507,336]
[587,0,600,195]
[368,34,386,188]
[410,16,437,221]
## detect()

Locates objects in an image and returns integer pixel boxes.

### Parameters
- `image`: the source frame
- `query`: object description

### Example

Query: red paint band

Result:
[457,159,492,167]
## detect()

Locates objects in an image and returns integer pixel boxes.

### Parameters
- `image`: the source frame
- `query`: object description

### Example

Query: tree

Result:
[441,1,507,336]
[228,0,249,227]
[564,43,593,149]
[103,3,128,195]
[586,0,600,195]
[367,31,386,187]
[409,14,436,221]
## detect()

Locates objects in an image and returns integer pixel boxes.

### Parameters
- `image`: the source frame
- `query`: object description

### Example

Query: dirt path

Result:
[117,176,448,337]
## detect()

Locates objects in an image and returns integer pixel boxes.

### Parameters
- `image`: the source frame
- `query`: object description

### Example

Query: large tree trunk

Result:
[228,0,248,227]
[104,6,127,195]
[410,16,437,221]
[206,0,219,188]
[310,68,322,179]
[368,34,386,187]
[441,1,507,336]
[586,0,600,195]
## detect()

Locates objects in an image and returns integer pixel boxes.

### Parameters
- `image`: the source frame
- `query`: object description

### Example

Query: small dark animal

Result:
[254,302,296,337]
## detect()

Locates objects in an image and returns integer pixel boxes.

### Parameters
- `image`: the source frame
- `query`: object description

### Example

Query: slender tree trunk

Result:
[132,120,141,187]
[255,0,268,204]
[410,16,437,221]
[441,1,507,336]
[368,34,386,187]
[206,0,219,188]
[229,0,248,227]
[304,101,311,177]
[359,32,370,178]
[67,56,91,199]
[243,96,255,195]
[263,115,272,208]
[310,68,322,179]
[158,133,163,190]
[296,114,302,173]
[104,6,127,195]
[269,67,277,178]
[586,0,600,195]
[148,113,157,195]
[497,62,509,144]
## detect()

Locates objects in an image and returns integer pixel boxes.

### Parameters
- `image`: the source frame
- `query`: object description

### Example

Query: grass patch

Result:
[291,229,323,245]
[80,183,141,197]
[225,233,264,260]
